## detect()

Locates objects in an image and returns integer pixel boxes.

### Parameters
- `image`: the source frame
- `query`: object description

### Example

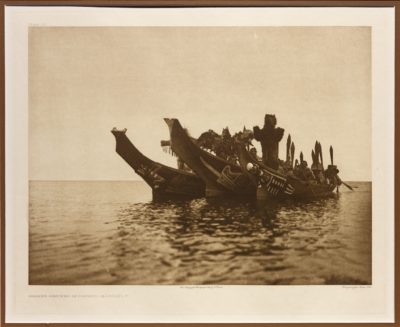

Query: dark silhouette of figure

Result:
[253,114,285,169]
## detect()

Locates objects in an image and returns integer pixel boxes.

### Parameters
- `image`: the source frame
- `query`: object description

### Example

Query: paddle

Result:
[300,151,304,164]
[329,145,333,165]
[341,181,354,191]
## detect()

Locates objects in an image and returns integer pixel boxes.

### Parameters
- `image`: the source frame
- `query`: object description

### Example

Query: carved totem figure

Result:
[253,114,285,169]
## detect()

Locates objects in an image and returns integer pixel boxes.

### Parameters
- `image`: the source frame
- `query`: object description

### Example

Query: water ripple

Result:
[29,181,371,285]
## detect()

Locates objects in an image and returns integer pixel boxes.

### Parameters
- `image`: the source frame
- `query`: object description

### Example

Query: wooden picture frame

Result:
[1,0,397,325]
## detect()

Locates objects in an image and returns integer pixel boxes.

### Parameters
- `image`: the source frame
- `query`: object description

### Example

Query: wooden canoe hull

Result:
[256,180,336,200]
[237,144,336,200]
[111,129,205,200]
[164,119,255,197]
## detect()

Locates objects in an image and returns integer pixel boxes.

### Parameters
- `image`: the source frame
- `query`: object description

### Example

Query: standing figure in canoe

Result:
[253,114,285,170]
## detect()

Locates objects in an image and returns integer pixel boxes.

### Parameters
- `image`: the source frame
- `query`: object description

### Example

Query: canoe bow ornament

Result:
[111,129,205,200]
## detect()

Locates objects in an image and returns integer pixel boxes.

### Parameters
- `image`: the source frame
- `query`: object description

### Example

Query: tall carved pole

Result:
[286,134,291,163]
[318,142,324,169]
[311,150,316,166]
[314,141,319,165]
[253,114,284,170]
[290,142,295,168]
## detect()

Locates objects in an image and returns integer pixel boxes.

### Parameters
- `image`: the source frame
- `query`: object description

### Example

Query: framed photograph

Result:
[3,1,396,324]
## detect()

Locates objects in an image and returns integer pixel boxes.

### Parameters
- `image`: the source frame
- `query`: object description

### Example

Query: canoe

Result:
[111,128,205,200]
[237,144,336,200]
[164,118,255,197]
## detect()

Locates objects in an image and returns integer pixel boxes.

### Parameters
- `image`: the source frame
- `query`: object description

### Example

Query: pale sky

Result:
[29,27,371,181]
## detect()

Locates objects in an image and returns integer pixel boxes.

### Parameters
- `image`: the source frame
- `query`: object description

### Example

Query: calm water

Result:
[29,181,371,285]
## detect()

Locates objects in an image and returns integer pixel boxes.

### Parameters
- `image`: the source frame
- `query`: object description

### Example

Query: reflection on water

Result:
[29,181,371,285]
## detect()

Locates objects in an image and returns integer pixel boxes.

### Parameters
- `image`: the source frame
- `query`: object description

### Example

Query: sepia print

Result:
[29,26,372,286]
